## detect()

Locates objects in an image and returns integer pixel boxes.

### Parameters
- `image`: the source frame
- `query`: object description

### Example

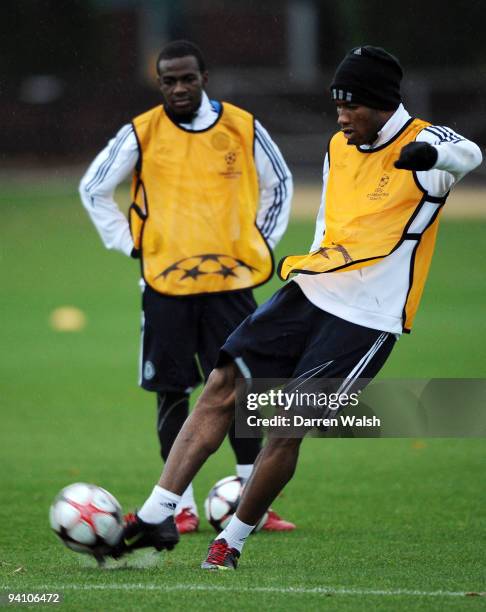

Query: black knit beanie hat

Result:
[330,46,402,110]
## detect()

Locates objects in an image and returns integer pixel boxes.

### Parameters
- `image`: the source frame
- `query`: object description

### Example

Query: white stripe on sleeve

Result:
[254,120,293,249]
[416,126,482,196]
[79,124,139,256]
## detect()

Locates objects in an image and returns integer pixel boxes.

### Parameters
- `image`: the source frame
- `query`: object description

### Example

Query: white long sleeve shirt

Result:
[295,104,482,334]
[79,92,293,258]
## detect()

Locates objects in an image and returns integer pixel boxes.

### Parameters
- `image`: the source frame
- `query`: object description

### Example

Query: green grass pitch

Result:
[1,183,485,610]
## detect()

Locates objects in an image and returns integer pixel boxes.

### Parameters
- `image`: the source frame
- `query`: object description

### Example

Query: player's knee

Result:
[198,365,237,414]
[208,363,237,389]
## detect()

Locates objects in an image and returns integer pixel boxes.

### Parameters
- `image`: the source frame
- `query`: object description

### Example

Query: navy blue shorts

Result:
[141,286,257,392]
[219,282,395,385]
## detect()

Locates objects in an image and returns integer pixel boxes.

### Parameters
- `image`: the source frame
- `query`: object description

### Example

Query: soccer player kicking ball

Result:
[114,46,482,568]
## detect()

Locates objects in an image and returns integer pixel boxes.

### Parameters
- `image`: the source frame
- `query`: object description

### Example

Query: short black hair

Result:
[156,40,206,74]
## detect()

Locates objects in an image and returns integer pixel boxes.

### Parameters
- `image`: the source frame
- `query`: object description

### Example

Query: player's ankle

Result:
[138,485,181,524]
[218,514,255,553]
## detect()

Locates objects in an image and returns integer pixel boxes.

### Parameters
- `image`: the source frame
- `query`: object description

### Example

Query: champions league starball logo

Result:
[156,254,258,282]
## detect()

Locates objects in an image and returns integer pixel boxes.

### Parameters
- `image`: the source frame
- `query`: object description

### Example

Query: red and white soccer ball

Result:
[49,483,123,559]
[204,475,268,533]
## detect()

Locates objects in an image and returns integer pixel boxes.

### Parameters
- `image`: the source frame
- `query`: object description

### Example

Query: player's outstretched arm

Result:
[79,124,138,257]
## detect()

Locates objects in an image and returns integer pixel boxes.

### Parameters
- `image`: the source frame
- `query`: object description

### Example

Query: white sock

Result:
[236,464,253,482]
[218,514,255,552]
[175,483,198,516]
[138,485,181,524]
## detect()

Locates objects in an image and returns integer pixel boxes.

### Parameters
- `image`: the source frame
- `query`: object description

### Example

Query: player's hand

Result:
[394,142,438,171]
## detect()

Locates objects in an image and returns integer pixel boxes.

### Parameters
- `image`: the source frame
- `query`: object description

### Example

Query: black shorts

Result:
[140,285,257,392]
[220,281,396,387]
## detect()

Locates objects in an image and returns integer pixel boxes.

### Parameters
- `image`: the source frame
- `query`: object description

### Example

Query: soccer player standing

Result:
[113,46,482,566]
[79,41,294,534]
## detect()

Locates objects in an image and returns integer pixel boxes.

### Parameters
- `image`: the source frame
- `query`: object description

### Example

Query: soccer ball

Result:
[204,475,268,533]
[49,483,123,560]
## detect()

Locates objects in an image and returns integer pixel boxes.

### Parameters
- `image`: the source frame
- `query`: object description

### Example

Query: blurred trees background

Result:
[2,0,485,172]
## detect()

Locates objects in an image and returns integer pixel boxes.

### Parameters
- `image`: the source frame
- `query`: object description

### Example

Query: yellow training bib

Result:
[130,103,273,295]
[279,119,432,278]
[278,118,448,331]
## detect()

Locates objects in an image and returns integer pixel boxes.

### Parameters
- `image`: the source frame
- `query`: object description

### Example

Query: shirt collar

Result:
[359,103,411,150]
[193,91,211,116]
[178,91,217,130]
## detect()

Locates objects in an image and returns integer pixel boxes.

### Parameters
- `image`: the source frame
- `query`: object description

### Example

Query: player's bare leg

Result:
[116,363,239,556]
[236,436,302,524]
[201,435,303,570]
[159,363,238,493]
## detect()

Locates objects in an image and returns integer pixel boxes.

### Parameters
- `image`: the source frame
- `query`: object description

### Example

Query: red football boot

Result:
[261,509,296,531]
[201,538,240,570]
[175,508,199,534]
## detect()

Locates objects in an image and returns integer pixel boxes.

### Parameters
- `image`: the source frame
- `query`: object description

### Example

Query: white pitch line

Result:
[6,584,482,598]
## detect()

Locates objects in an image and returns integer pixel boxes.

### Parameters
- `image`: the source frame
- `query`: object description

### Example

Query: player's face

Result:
[335,101,385,146]
[157,55,208,117]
